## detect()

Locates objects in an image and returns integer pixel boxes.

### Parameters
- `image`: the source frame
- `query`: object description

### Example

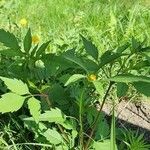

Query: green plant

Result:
[0,28,150,149]
[117,129,150,150]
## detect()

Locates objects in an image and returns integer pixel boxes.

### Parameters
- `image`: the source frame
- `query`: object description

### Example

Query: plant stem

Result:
[84,82,113,150]
[79,89,84,150]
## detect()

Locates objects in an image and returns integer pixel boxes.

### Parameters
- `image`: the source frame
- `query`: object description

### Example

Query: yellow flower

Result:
[32,35,40,44]
[88,74,97,81]
[19,18,28,27]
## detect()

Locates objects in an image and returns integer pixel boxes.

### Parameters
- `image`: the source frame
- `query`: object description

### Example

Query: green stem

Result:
[84,82,113,150]
[79,89,84,150]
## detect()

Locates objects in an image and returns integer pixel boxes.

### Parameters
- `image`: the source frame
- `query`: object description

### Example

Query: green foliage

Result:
[118,129,150,150]
[27,97,41,123]
[24,108,65,123]
[0,93,25,113]
[0,76,29,95]
[0,27,150,150]
[132,82,150,97]
[110,74,150,83]
[23,28,32,53]
[65,74,86,86]
[117,83,128,97]
[81,35,99,60]
[93,80,104,98]
[0,29,20,51]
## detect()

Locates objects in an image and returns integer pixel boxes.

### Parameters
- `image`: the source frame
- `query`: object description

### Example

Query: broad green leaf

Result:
[95,119,109,140]
[28,97,41,123]
[117,83,128,97]
[81,35,98,60]
[132,82,150,97]
[24,28,32,53]
[0,49,23,57]
[63,49,99,72]
[0,29,20,50]
[0,76,30,95]
[0,93,25,113]
[116,43,129,53]
[93,140,118,150]
[49,83,68,105]
[36,41,50,57]
[93,140,111,150]
[23,120,62,145]
[65,74,86,86]
[110,74,150,83]
[99,51,124,67]
[43,129,62,145]
[24,108,65,123]
[63,49,88,71]
[93,80,104,98]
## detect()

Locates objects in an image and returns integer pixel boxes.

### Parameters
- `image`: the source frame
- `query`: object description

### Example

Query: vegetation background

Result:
[0,0,150,149]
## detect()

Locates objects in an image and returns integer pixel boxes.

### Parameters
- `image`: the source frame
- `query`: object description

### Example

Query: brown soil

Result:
[101,97,150,141]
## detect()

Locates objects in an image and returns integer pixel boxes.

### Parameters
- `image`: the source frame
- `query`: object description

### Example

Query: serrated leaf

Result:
[0,93,25,113]
[99,51,124,67]
[63,49,88,71]
[95,119,109,140]
[0,76,29,95]
[117,83,128,97]
[24,108,65,123]
[63,49,99,72]
[81,35,98,60]
[65,74,86,86]
[36,41,50,57]
[24,28,32,53]
[23,120,62,145]
[0,29,20,50]
[93,80,104,98]
[28,97,41,123]
[43,129,62,145]
[132,82,150,97]
[110,74,150,83]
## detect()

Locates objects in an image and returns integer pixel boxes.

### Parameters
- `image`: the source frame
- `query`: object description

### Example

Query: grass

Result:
[0,0,150,52]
